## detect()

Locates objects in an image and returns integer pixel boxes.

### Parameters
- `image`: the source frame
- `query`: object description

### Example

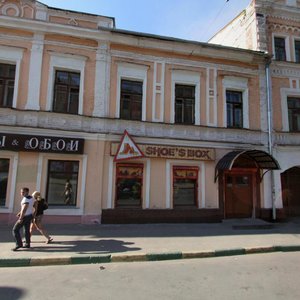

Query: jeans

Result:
[12,214,33,247]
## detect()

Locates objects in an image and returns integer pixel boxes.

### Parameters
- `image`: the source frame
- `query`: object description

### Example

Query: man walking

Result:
[12,187,34,251]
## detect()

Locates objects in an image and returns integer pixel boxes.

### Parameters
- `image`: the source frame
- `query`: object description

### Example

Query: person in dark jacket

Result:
[30,191,53,244]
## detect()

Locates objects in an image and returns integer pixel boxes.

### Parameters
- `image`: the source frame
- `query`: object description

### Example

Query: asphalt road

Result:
[1,252,300,300]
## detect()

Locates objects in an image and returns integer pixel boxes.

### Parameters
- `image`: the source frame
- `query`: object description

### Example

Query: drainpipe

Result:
[265,60,276,220]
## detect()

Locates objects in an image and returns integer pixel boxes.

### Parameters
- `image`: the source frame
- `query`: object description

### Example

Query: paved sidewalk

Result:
[1,218,300,267]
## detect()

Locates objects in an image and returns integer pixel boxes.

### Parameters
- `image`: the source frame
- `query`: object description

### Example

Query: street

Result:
[1,252,299,300]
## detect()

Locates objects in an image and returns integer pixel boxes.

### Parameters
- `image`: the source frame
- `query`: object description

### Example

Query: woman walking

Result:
[30,191,53,244]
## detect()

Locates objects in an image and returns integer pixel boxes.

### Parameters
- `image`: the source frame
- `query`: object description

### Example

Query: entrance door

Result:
[224,172,254,218]
[281,167,300,216]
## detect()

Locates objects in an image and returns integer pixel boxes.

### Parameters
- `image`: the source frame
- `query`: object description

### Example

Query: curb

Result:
[1,245,300,268]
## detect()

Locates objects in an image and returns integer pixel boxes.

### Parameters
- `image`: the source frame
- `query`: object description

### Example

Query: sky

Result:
[38,0,251,42]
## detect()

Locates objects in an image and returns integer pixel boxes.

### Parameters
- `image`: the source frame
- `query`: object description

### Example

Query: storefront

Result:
[0,131,85,224]
[101,131,219,223]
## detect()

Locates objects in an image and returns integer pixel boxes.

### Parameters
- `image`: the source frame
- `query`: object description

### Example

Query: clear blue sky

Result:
[39,0,251,42]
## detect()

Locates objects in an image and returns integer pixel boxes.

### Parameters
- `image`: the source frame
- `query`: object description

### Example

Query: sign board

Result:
[114,130,144,162]
[111,143,215,161]
[0,133,84,154]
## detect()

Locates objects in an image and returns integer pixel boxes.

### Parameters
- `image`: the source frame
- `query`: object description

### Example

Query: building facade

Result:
[210,0,300,219]
[0,0,280,224]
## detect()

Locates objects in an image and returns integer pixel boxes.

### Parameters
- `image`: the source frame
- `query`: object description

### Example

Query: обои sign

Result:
[0,133,84,154]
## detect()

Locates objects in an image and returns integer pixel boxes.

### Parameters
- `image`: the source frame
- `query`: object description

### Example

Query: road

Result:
[1,252,300,300]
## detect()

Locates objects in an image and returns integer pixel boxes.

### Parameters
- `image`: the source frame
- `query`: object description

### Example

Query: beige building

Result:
[210,0,300,219]
[0,0,281,224]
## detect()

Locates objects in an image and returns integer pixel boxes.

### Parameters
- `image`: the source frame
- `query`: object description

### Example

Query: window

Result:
[288,97,300,132]
[0,158,9,206]
[175,85,195,124]
[295,40,300,63]
[52,71,80,114]
[0,63,15,108]
[274,37,286,61]
[173,167,198,207]
[46,160,79,206]
[120,79,143,120]
[116,164,143,207]
[226,90,243,128]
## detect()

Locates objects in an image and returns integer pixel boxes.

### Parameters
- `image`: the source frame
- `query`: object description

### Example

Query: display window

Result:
[0,158,9,206]
[46,160,79,206]
[116,163,143,207]
[173,166,198,207]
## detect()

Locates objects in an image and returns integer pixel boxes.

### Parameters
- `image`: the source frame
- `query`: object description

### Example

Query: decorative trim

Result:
[36,153,87,215]
[0,151,18,213]
[280,88,300,132]
[0,46,23,109]
[171,70,201,125]
[116,62,148,121]
[222,76,249,129]
[46,53,86,115]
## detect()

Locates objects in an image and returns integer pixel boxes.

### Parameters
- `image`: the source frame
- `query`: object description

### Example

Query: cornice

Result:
[268,22,300,34]
[0,109,267,147]
[0,14,267,64]
[271,62,300,78]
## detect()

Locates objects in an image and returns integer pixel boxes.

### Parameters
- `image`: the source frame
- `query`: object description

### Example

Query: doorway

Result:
[281,167,300,217]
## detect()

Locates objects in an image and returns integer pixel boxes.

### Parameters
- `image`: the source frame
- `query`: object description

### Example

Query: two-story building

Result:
[0,0,280,224]
[210,0,300,219]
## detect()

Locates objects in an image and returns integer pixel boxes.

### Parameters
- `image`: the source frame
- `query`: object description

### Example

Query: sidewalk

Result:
[1,218,300,267]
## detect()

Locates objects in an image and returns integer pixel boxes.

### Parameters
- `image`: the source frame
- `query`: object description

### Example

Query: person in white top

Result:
[12,187,34,251]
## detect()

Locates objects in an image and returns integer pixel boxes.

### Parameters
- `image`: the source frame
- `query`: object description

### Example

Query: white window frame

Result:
[116,63,148,121]
[292,37,300,63]
[46,53,86,115]
[0,46,23,109]
[272,34,291,62]
[281,88,300,132]
[0,151,18,213]
[171,71,200,125]
[222,76,249,129]
[36,153,87,215]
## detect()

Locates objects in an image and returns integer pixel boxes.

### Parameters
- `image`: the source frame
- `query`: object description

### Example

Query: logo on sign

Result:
[114,130,144,162]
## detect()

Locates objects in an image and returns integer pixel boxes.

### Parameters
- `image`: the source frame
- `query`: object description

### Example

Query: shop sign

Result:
[0,133,84,154]
[114,130,144,162]
[111,143,215,161]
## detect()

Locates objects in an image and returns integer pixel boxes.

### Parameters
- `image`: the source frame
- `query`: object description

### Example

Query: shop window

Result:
[288,97,300,132]
[52,70,80,114]
[116,164,143,207]
[173,166,198,207]
[46,160,79,206]
[175,84,195,125]
[0,63,15,108]
[274,37,286,61]
[120,79,143,121]
[295,40,300,63]
[226,90,243,128]
[0,158,9,206]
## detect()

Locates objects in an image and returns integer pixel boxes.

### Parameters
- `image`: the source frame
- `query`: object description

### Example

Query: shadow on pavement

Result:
[0,287,25,300]
[1,218,300,243]
[22,239,142,254]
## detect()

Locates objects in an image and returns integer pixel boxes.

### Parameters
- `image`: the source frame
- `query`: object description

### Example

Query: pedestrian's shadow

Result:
[0,287,24,300]
[30,239,141,255]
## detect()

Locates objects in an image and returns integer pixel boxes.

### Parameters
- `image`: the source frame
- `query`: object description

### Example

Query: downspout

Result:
[265,59,276,220]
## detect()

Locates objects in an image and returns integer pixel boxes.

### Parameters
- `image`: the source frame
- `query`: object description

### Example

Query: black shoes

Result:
[11,245,30,251]
[11,246,22,251]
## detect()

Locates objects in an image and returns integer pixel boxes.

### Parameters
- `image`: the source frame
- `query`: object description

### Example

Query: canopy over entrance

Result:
[214,149,280,182]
